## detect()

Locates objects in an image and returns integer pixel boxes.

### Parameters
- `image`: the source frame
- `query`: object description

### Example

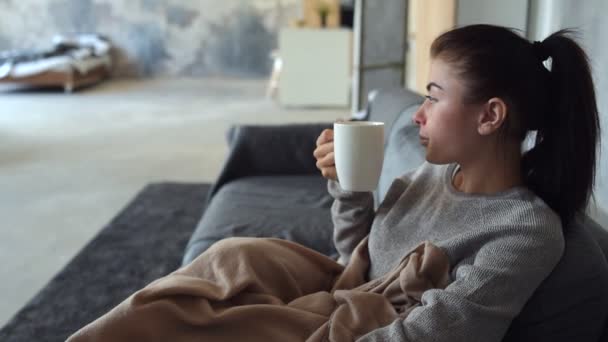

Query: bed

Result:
[0,34,112,93]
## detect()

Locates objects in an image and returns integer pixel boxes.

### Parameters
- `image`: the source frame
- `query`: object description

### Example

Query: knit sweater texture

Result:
[328,162,565,342]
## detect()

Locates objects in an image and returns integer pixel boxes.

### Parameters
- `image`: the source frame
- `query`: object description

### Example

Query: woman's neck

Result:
[453,146,523,195]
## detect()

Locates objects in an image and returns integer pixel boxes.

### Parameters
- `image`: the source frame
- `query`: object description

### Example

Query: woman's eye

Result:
[424,95,437,103]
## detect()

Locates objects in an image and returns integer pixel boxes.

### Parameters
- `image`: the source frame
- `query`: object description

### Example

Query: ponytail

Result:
[522,29,600,227]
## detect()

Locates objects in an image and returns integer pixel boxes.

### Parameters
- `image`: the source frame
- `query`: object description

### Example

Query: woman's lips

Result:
[419,136,429,146]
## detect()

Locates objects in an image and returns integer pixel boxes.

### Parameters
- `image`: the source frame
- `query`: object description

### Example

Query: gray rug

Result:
[0,182,210,342]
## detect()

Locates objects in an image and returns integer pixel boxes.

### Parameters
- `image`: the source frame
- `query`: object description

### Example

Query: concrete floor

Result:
[0,77,348,328]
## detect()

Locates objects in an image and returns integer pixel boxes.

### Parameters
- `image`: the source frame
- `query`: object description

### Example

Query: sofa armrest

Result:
[208,123,333,200]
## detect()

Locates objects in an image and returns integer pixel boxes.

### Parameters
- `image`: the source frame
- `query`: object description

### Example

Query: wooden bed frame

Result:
[0,64,110,93]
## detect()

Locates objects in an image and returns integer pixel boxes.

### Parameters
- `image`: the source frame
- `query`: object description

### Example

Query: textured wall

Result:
[0,0,300,77]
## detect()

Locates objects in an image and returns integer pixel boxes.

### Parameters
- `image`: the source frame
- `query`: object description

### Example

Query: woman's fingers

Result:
[321,167,337,181]
[313,142,334,159]
[316,129,334,146]
[316,152,335,169]
[315,129,337,180]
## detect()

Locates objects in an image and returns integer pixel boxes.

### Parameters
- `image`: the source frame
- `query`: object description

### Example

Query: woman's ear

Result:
[477,97,507,136]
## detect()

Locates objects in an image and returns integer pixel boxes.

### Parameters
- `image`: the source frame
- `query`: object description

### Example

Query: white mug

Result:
[333,121,384,192]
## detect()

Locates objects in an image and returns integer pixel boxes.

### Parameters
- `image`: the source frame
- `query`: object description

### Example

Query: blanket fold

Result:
[68,236,450,342]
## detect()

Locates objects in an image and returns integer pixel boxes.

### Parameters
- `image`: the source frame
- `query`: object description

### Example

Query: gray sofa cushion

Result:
[183,175,337,265]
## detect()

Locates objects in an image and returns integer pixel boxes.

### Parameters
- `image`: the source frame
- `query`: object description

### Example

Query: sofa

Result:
[182,87,608,341]
[1,88,607,341]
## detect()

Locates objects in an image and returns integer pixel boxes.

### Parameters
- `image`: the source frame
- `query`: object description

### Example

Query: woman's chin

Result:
[424,152,451,165]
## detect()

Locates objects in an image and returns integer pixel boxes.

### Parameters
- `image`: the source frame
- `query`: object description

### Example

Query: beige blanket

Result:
[68,236,450,341]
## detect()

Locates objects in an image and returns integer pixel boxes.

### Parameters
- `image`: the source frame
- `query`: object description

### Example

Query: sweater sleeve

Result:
[356,219,565,342]
[327,180,375,265]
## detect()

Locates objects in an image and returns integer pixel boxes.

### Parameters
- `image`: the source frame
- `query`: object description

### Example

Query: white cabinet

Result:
[278,28,352,107]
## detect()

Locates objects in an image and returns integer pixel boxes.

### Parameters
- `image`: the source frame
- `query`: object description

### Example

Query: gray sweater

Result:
[328,162,565,342]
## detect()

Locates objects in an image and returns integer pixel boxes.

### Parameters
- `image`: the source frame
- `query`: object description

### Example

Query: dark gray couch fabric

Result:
[183,175,337,265]
[184,122,337,265]
[186,87,608,341]
[208,123,332,201]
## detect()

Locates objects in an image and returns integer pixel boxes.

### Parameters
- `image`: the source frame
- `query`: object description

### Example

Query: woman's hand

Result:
[313,129,337,181]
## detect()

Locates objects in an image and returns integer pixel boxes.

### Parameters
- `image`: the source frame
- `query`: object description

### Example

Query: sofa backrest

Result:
[366,87,608,341]
[364,87,425,147]
[376,104,425,205]
[362,87,425,206]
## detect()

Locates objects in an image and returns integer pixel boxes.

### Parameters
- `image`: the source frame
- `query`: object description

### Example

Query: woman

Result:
[314,24,600,341]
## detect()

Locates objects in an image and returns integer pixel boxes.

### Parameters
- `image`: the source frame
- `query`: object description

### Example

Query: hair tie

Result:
[532,41,552,72]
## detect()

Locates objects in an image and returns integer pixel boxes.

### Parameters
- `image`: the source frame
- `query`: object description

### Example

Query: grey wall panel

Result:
[361,0,408,66]
[353,0,408,113]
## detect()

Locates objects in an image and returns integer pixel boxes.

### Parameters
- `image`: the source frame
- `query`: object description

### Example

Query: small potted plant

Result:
[317,1,331,28]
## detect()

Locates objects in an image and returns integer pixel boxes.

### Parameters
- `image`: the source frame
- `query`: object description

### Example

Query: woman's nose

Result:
[412,106,426,126]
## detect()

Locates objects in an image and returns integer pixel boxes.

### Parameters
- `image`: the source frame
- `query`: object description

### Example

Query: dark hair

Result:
[430,24,600,228]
